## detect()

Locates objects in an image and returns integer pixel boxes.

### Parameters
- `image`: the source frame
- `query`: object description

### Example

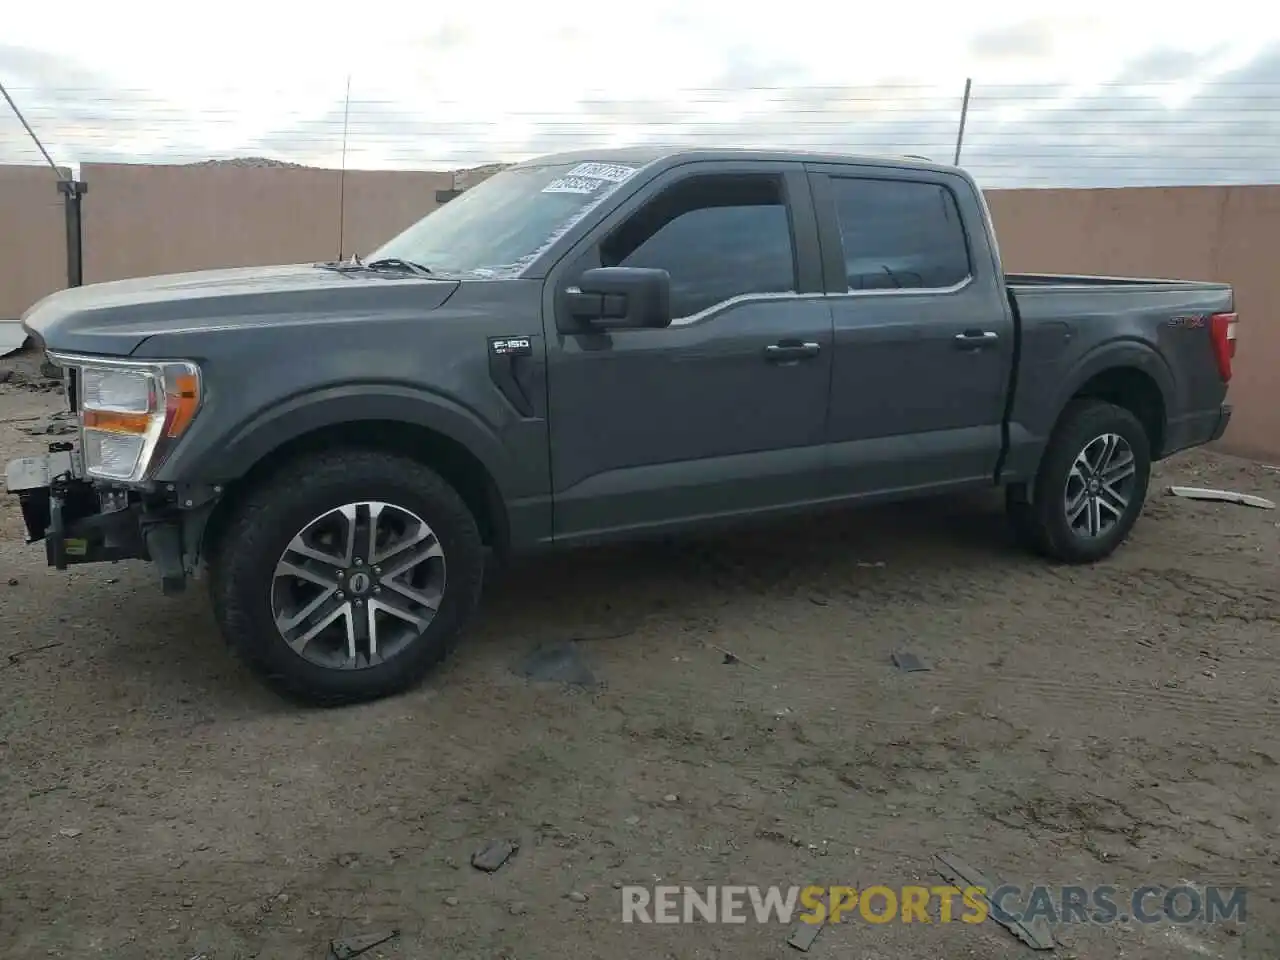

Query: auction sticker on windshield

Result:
[566,162,638,183]
[542,162,639,195]
[542,176,609,195]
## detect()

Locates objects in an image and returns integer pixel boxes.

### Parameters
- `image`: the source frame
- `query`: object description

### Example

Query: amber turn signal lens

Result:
[165,373,201,438]
[82,409,151,434]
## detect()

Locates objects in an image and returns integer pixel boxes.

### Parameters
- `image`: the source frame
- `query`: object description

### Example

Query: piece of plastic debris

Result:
[328,929,399,959]
[1167,486,1276,509]
[934,853,1054,950]
[787,917,824,951]
[0,322,27,356]
[471,839,519,872]
[891,652,930,672]
[708,643,761,670]
[58,827,82,838]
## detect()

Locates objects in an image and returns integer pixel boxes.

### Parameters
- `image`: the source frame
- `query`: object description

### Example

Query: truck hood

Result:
[22,263,461,356]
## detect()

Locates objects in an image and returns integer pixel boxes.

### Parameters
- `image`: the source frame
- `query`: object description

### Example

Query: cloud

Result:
[967,20,1062,61]
[2,27,1278,188]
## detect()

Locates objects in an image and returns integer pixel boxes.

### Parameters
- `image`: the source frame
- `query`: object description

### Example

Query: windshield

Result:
[367,160,645,277]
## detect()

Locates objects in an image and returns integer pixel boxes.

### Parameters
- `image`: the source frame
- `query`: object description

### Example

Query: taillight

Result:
[1209,312,1238,383]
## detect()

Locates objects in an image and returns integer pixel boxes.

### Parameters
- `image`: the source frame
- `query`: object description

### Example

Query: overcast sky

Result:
[1,1,1277,188]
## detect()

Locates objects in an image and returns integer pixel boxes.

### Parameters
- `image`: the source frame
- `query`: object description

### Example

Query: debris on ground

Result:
[0,325,27,357]
[1167,486,1276,509]
[708,643,761,670]
[786,918,824,952]
[17,411,78,436]
[934,852,1055,950]
[471,839,519,872]
[328,929,399,959]
[891,652,931,672]
[6,642,64,668]
[58,827,82,838]
[567,890,589,903]
[515,641,597,685]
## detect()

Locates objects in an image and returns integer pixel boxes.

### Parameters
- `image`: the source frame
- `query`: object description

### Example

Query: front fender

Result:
[153,383,511,495]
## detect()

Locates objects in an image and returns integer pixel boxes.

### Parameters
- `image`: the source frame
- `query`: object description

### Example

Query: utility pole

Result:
[0,79,87,287]
[953,77,973,166]
[336,74,352,260]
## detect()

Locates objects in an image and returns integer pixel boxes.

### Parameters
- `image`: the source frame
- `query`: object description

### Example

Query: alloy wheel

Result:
[271,501,446,669]
[1062,433,1137,539]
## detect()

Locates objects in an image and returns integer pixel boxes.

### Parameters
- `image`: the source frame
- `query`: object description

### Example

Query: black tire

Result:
[209,448,484,706]
[1008,399,1152,564]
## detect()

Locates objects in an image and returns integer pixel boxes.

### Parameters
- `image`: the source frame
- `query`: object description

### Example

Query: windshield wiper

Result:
[363,257,433,276]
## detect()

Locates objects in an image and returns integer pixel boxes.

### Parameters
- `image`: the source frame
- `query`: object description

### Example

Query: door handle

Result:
[953,330,999,350]
[764,341,822,362]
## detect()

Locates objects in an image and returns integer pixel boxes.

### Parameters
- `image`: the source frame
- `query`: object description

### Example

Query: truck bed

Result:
[1007,272,1229,291]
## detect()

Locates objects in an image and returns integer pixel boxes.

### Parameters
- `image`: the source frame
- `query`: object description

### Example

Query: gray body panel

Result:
[19,147,1233,554]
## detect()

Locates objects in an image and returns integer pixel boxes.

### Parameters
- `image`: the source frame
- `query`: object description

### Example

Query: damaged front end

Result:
[4,351,212,595]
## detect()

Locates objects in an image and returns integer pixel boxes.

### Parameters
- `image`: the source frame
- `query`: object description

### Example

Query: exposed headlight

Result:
[50,355,203,483]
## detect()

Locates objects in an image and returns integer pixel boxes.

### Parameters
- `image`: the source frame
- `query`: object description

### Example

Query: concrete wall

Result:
[0,162,1274,459]
[0,164,70,320]
[80,163,345,283]
[337,169,452,258]
[986,186,1278,462]
[77,164,454,282]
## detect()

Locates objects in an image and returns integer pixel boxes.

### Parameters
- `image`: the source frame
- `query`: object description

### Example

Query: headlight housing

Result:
[49,354,203,483]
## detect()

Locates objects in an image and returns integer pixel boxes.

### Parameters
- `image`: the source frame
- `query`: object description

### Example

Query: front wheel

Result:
[1008,399,1152,564]
[210,449,485,705]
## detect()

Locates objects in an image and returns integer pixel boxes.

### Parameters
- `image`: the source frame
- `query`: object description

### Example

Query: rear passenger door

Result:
[807,165,1014,498]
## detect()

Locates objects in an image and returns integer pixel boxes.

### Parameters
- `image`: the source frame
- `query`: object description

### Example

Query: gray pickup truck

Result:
[6,148,1238,705]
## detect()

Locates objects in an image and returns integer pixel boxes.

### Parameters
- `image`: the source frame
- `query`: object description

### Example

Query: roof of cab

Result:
[513,145,963,176]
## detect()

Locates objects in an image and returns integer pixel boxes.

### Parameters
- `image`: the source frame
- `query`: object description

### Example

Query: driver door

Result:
[542,162,834,544]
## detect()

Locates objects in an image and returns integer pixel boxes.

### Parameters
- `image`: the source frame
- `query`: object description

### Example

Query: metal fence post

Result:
[57,180,87,288]
[954,78,973,166]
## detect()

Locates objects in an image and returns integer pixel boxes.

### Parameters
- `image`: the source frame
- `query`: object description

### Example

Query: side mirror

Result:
[566,267,672,329]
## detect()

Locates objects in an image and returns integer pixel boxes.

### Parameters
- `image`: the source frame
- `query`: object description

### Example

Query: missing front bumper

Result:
[7,447,190,594]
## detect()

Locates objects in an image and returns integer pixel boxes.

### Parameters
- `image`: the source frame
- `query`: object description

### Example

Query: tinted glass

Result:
[829,178,971,291]
[617,204,796,317]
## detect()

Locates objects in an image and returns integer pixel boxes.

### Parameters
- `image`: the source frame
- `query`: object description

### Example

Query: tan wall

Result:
[985,185,1278,461]
[0,165,71,319]
[81,163,344,283]
[337,169,451,258]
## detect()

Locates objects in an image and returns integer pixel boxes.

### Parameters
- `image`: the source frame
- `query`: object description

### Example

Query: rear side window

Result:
[828,177,971,291]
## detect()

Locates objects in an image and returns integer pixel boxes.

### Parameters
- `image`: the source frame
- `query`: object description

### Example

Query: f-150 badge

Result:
[489,337,533,356]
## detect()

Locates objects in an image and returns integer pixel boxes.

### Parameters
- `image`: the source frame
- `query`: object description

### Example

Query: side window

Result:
[599,174,796,318]
[829,177,971,291]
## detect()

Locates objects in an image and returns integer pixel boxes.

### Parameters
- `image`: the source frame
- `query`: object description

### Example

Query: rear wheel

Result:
[1008,399,1152,564]
[210,449,484,705]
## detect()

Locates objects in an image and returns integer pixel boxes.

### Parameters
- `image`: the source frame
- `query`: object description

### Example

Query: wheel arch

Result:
[194,395,512,567]
[1051,341,1172,456]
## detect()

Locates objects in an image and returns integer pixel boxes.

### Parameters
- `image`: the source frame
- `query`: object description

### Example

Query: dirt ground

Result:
[2,345,1278,960]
